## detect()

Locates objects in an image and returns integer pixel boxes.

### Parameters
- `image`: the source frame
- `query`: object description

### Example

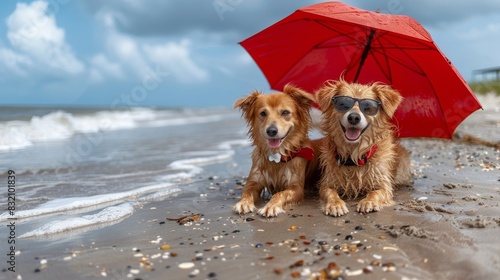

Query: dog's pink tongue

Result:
[267,138,281,148]
[345,128,362,141]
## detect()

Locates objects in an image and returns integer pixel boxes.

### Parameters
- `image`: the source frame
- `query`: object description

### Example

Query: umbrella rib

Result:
[313,20,368,44]
[354,29,376,82]
[275,19,369,87]
[369,47,425,75]
[374,36,452,136]
[270,18,368,88]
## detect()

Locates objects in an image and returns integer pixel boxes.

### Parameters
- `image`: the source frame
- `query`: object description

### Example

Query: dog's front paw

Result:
[322,199,349,217]
[233,200,256,214]
[357,199,381,213]
[258,204,285,217]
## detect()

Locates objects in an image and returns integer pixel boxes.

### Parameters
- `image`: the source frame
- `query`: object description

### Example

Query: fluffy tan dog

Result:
[315,80,412,216]
[233,85,319,217]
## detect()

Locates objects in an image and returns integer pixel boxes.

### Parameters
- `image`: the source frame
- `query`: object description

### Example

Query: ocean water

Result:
[0,106,250,238]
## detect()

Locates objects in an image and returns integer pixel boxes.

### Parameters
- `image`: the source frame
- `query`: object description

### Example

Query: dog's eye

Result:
[281,110,290,117]
[260,111,267,117]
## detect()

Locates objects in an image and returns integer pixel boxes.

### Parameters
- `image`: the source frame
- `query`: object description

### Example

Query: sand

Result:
[2,96,499,280]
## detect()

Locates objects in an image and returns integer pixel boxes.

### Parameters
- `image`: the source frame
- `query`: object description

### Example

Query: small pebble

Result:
[345,235,353,240]
[246,218,255,222]
[346,269,363,276]
[289,260,304,268]
[189,269,200,277]
[363,266,374,273]
[208,272,217,278]
[355,226,363,230]
[160,245,171,250]
[318,241,328,245]
[255,243,263,248]
[383,246,398,251]
[179,262,195,269]
[383,262,397,272]
[289,225,297,231]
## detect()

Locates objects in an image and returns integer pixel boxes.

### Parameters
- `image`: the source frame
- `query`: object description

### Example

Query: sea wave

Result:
[0,183,179,222]
[0,107,233,151]
[19,203,135,238]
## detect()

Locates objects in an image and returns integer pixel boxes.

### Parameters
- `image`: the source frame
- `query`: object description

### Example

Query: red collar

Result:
[281,147,315,162]
[333,144,377,166]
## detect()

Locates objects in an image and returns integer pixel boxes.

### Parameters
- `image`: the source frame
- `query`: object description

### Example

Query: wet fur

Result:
[315,80,412,216]
[233,85,320,217]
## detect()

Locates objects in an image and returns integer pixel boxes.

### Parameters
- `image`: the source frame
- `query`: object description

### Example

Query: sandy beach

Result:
[1,94,499,280]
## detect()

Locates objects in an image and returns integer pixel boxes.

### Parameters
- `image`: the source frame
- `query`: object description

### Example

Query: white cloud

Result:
[105,31,148,78]
[95,9,209,84]
[5,0,84,75]
[0,47,32,76]
[142,40,209,83]
[89,53,124,83]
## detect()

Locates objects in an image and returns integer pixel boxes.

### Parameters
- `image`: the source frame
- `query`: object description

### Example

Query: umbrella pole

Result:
[353,29,376,83]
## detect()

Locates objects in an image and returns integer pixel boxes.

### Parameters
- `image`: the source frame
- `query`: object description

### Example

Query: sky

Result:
[0,0,499,109]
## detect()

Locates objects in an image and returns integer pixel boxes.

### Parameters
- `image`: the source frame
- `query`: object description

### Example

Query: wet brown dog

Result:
[233,85,319,217]
[315,80,412,216]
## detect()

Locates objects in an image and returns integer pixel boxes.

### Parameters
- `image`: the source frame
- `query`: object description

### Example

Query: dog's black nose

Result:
[266,126,278,137]
[347,113,361,125]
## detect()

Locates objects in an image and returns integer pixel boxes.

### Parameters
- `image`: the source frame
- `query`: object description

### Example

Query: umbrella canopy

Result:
[240,1,482,138]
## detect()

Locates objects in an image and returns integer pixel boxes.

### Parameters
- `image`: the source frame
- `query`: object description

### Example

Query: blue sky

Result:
[0,0,499,108]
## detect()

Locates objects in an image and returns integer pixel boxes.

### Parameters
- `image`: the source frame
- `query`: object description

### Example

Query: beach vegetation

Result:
[469,80,500,95]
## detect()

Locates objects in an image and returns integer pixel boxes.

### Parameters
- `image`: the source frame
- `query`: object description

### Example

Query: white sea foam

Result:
[0,108,233,151]
[217,139,250,150]
[19,203,134,238]
[0,108,154,151]
[161,150,235,182]
[139,188,182,201]
[145,114,227,127]
[0,183,175,221]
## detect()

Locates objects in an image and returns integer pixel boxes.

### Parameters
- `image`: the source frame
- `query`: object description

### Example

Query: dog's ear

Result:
[315,80,343,111]
[233,91,261,120]
[373,84,402,118]
[283,84,315,109]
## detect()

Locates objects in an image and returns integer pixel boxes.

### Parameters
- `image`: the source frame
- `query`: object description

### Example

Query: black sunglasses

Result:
[331,96,382,116]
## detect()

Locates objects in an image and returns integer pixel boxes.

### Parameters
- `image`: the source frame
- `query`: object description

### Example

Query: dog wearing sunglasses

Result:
[315,80,412,216]
[233,85,320,217]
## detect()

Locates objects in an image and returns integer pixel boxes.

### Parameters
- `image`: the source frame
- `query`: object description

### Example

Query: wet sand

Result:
[2,95,499,280]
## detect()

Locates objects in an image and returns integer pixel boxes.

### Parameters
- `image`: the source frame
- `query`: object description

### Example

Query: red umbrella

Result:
[240,1,482,138]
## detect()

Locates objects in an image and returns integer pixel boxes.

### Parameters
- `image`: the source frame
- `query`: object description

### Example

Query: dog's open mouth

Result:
[341,123,369,142]
[267,138,284,148]
[266,128,291,149]
[345,127,362,141]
